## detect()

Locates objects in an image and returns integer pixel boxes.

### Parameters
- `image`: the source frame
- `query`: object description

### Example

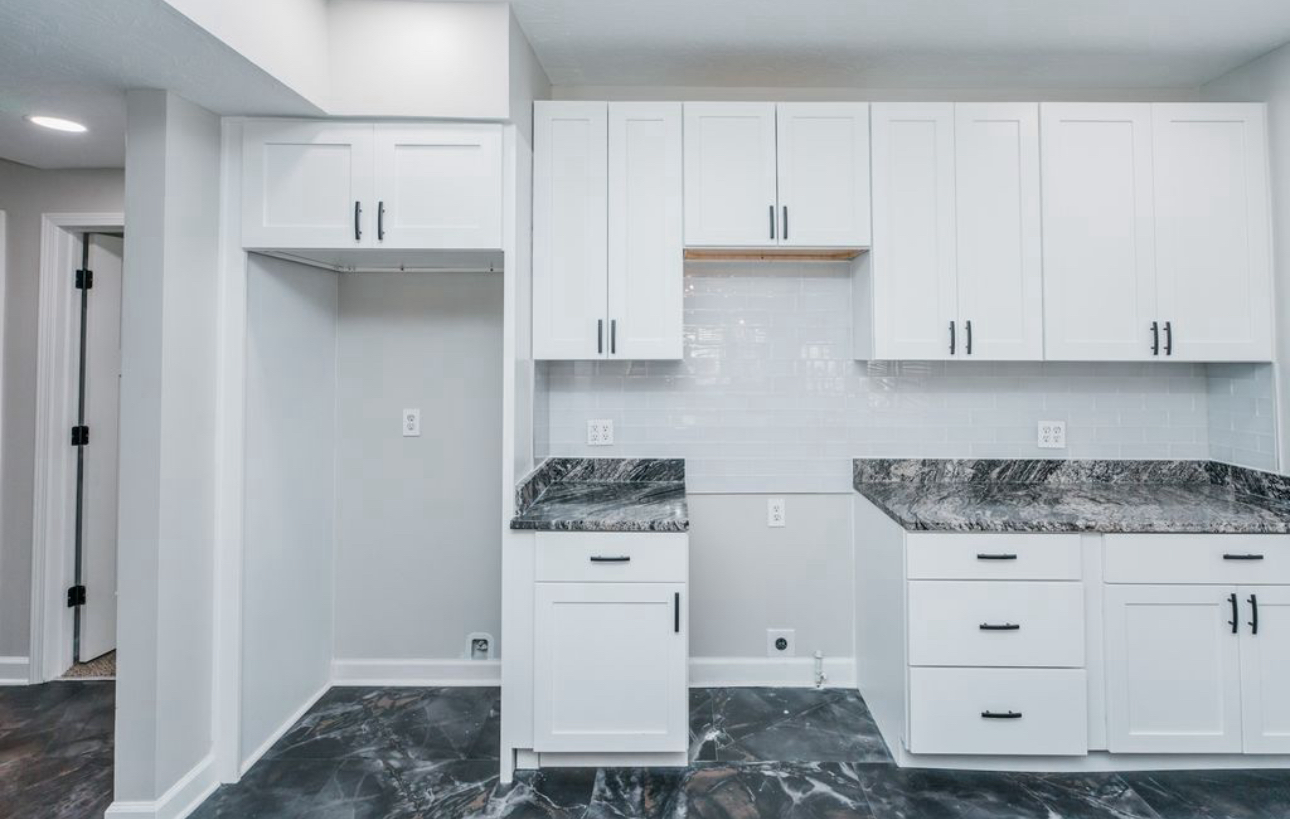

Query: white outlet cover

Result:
[402,408,421,437]
[587,419,614,446]
[1038,420,1066,449]
[767,498,786,527]
[767,628,795,658]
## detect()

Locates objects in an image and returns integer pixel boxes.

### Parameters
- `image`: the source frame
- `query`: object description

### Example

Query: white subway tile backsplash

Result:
[535,266,1247,492]
[1206,363,1278,472]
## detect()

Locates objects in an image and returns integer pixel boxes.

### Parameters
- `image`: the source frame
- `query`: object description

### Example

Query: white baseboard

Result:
[688,656,856,688]
[106,753,218,819]
[0,656,30,685]
[331,658,502,687]
[239,682,329,776]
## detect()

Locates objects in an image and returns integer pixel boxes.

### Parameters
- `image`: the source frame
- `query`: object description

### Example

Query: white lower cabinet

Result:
[1240,586,1290,753]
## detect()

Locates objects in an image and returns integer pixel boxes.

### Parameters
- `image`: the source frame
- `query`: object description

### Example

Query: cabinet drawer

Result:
[907,581,1085,668]
[1104,534,1290,584]
[535,533,688,583]
[906,534,1082,580]
[908,667,1088,756]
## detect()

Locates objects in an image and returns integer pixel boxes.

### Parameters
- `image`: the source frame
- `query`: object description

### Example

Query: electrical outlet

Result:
[1038,420,1067,449]
[767,628,795,657]
[767,498,786,527]
[587,419,614,446]
[402,408,421,437]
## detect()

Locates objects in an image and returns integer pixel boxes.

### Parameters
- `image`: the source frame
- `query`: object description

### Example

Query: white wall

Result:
[0,161,123,662]
[115,89,221,807]
[538,264,1212,493]
[332,272,504,663]
[1205,45,1290,474]
[241,255,337,766]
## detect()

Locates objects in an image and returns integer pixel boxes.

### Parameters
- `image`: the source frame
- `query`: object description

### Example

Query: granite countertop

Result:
[510,458,688,532]
[854,458,1290,534]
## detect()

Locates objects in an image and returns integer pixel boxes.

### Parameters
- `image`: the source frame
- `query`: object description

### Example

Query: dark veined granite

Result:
[854,458,1290,534]
[511,457,688,532]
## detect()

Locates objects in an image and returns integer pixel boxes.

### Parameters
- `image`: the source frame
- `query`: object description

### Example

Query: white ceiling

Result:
[504,0,1290,89]
[0,0,321,169]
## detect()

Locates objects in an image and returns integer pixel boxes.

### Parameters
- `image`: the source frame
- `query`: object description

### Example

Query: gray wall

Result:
[332,272,504,661]
[241,255,337,765]
[0,160,124,660]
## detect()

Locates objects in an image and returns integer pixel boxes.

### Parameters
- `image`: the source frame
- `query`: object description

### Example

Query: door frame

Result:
[30,212,125,683]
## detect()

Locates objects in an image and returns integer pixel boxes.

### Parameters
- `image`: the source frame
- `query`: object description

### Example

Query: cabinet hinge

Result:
[75,269,93,290]
[71,425,89,446]
[67,585,87,608]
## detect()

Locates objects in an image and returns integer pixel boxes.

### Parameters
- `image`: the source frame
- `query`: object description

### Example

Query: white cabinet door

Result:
[607,103,683,360]
[242,121,374,249]
[683,103,778,247]
[871,103,958,360]
[1104,585,1243,753]
[533,582,688,753]
[776,103,871,248]
[533,102,609,360]
[954,103,1043,360]
[1239,585,1290,753]
[372,123,502,250]
[1153,104,1272,362]
[1041,104,1157,361]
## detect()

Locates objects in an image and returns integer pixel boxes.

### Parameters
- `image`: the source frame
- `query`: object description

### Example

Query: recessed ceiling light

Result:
[25,115,87,133]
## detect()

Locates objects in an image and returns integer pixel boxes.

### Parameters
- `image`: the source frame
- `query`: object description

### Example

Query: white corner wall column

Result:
[110,88,222,819]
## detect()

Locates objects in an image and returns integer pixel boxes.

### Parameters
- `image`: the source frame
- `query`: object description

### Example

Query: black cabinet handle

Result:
[949,321,956,355]
[589,555,630,563]
[1151,321,1160,356]
[1229,592,1240,635]
[979,623,1021,631]
[1224,553,1265,561]
[354,201,362,242]
[769,205,776,240]
[597,319,604,354]
[783,205,789,241]
[611,319,617,355]
[378,201,385,241]
[1164,321,1173,356]
[981,711,1022,720]
[1250,594,1260,635]
[966,320,973,355]
[976,553,1018,561]
[674,592,680,633]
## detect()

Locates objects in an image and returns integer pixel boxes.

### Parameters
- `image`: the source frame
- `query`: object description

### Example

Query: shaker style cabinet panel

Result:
[869,103,958,359]
[242,121,375,249]
[776,103,872,248]
[372,124,502,249]
[1153,104,1273,362]
[608,103,684,359]
[532,582,688,753]
[1041,104,1157,361]
[683,103,779,247]
[954,103,1044,360]
[1238,585,1290,754]
[532,102,609,360]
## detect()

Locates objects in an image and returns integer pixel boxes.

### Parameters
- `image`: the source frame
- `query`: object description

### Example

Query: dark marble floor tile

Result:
[395,759,597,819]
[191,758,417,819]
[683,762,873,819]
[262,689,401,762]
[709,688,851,746]
[690,688,718,762]
[381,687,499,761]
[0,749,114,819]
[586,767,688,819]
[702,687,891,764]
[859,768,1159,819]
[1124,769,1290,819]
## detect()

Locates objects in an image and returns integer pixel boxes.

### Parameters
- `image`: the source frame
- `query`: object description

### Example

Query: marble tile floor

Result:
[6,682,1290,818]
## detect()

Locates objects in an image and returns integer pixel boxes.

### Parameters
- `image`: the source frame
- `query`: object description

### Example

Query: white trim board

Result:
[331,659,503,687]
[105,753,218,819]
[239,682,328,776]
[688,657,857,688]
[0,656,30,686]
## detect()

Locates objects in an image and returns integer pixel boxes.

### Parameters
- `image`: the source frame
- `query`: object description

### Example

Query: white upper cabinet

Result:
[869,103,959,359]
[776,103,872,247]
[954,103,1044,360]
[373,124,502,249]
[242,121,375,249]
[533,101,684,360]
[608,103,684,360]
[242,120,502,251]
[533,102,609,360]
[1041,104,1157,361]
[683,103,779,247]
[1153,104,1272,362]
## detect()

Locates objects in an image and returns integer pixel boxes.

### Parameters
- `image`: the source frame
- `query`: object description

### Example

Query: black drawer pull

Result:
[674,592,681,633]
[976,553,1018,561]
[981,711,1022,720]
[979,623,1021,631]
[1250,594,1260,636]
[589,556,631,563]
[1223,553,1265,561]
